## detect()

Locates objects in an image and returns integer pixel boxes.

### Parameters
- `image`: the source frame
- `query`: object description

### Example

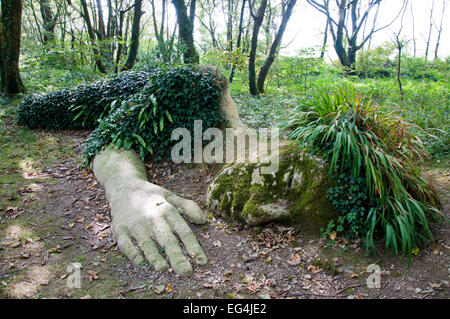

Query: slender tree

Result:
[123,0,143,70]
[393,0,409,101]
[257,0,297,93]
[0,0,24,93]
[39,0,58,44]
[248,0,267,95]
[229,0,247,83]
[307,0,406,72]
[410,0,417,57]
[424,0,435,61]
[68,0,107,73]
[172,0,199,64]
[434,0,448,59]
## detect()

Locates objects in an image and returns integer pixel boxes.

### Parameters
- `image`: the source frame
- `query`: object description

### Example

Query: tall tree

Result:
[307,0,406,72]
[67,0,107,73]
[410,0,417,57]
[123,0,143,70]
[248,0,267,95]
[39,0,58,44]
[197,0,220,49]
[229,0,247,83]
[172,0,199,64]
[393,0,409,101]
[257,0,297,93]
[247,0,297,95]
[320,18,329,59]
[0,0,24,93]
[434,0,448,59]
[424,0,435,61]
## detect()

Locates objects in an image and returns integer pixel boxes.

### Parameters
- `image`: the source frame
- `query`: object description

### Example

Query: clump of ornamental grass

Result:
[283,84,446,260]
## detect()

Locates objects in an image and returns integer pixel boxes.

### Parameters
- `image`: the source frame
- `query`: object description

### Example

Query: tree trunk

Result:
[320,18,328,59]
[0,0,24,94]
[76,0,107,73]
[257,0,296,93]
[123,0,143,70]
[248,0,267,95]
[39,0,57,44]
[396,42,403,101]
[229,0,246,83]
[425,0,435,61]
[307,0,405,73]
[172,0,199,64]
[434,0,447,59]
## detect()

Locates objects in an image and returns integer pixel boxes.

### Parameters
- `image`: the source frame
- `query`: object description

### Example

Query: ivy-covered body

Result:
[17,66,226,164]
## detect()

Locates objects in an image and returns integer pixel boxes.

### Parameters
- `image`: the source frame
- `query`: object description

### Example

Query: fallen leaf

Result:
[87,270,99,282]
[429,282,442,289]
[287,254,301,266]
[6,206,18,214]
[412,247,420,256]
[166,284,173,293]
[351,273,359,278]
[307,264,322,274]
[202,283,215,289]
[154,285,165,294]
[49,245,62,253]
[302,284,312,290]
[75,217,85,223]
[213,240,222,248]
[329,231,337,240]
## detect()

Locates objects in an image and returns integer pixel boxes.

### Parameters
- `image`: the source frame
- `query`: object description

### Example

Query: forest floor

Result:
[0,97,449,299]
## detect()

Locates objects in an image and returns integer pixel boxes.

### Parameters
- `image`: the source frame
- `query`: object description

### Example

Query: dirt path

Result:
[0,128,449,299]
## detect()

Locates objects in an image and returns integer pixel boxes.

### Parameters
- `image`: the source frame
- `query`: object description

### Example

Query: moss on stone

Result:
[206,143,337,234]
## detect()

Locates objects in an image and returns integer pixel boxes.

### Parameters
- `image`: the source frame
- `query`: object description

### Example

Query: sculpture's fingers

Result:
[131,224,169,272]
[151,217,193,277]
[164,208,208,266]
[116,234,144,266]
[165,193,207,224]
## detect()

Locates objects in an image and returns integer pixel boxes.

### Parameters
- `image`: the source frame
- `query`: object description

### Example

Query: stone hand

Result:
[93,148,207,277]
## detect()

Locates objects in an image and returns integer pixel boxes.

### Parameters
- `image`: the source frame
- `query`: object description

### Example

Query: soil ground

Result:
[0,97,449,299]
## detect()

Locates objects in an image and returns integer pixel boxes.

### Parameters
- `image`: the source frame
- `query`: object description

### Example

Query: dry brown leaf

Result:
[87,270,99,281]
[287,253,302,266]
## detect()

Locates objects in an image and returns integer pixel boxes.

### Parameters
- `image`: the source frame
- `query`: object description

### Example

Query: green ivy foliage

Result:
[16,71,149,129]
[83,66,225,164]
[324,172,377,240]
[17,65,225,163]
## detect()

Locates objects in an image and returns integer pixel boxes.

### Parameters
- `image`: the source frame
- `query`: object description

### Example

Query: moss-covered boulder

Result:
[206,143,337,233]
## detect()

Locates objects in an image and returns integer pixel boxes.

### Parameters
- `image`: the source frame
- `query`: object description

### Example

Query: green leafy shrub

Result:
[17,71,149,129]
[283,84,446,259]
[325,171,376,240]
[83,65,225,163]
